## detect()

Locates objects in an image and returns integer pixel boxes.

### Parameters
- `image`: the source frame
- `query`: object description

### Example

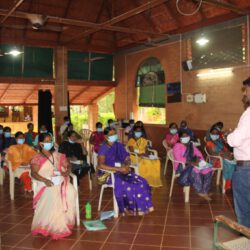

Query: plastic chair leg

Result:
[184,186,190,203]
[98,185,105,211]
[70,173,80,226]
[10,176,14,200]
[88,171,92,191]
[222,178,226,194]
[113,192,119,218]
[164,157,169,175]
[216,170,221,186]
[169,174,175,197]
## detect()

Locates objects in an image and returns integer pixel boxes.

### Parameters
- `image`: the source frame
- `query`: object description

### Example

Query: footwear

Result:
[197,193,212,201]
[225,180,232,190]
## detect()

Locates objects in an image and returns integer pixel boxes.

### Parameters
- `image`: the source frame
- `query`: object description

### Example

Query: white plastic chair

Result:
[204,147,225,194]
[98,170,119,218]
[32,173,80,226]
[147,140,153,148]
[0,168,5,185]
[79,129,92,164]
[168,150,190,203]
[162,140,169,175]
[7,159,31,201]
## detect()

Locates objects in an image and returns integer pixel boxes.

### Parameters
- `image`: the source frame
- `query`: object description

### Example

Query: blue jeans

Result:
[232,166,250,228]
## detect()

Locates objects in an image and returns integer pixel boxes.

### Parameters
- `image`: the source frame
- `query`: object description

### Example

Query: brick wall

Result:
[114,40,248,130]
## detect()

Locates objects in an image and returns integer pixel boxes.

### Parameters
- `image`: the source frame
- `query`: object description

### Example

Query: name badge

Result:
[134,149,139,153]
[115,162,121,167]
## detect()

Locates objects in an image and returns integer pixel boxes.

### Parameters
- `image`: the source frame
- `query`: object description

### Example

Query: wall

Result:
[114,40,249,131]
[114,27,250,156]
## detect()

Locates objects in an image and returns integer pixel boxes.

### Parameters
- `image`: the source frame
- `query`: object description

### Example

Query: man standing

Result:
[227,77,250,228]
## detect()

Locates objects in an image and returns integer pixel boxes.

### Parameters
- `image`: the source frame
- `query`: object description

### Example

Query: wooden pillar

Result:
[32,105,38,132]
[88,103,98,131]
[54,46,68,144]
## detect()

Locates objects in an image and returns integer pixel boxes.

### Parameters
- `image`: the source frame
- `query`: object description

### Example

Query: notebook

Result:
[83,220,107,231]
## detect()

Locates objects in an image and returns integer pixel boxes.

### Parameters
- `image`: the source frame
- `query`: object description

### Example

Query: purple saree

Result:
[98,142,154,215]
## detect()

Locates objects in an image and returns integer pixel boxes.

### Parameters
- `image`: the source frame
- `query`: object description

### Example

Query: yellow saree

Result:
[127,138,162,187]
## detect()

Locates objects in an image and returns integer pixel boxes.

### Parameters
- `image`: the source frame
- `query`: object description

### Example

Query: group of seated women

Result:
[164,120,236,201]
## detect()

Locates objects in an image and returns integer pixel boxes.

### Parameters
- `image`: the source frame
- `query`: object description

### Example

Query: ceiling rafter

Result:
[61,0,168,44]
[0,84,11,101]
[90,87,113,104]
[193,0,248,15]
[70,86,91,102]
[57,0,74,44]
[164,2,181,28]
[24,85,40,103]
[87,0,106,45]
[0,9,166,38]
[0,0,25,24]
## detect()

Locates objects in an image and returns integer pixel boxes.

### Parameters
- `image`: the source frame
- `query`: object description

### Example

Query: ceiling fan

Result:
[132,36,170,47]
[2,14,66,32]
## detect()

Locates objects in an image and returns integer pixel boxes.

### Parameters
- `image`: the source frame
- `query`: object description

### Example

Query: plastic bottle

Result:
[85,202,92,220]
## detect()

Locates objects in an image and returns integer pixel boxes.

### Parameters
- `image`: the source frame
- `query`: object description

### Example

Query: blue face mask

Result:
[108,134,118,143]
[4,132,11,138]
[42,142,54,151]
[134,132,142,138]
[0,129,3,134]
[69,139,75,144]
[96,128,103,132]
[17,138,25,145]
[210,134,219,141]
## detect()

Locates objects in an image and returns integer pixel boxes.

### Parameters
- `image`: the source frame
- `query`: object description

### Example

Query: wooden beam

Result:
[0,8,166,38]
[0,84,11,101]
[0,77,117,87]
[87,0,106,45]
[71,86,91,102]
[193,0,248,15]
[63,0,168,44]
[90,87,114,103]
[164,2,181,28]
[24,85,40,103]
[0,0,25,24]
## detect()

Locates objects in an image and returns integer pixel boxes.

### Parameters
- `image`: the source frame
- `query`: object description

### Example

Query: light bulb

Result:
[196,37,209,46]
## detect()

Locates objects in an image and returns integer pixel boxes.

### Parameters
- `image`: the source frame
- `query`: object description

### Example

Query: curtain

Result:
[38,90,53,134]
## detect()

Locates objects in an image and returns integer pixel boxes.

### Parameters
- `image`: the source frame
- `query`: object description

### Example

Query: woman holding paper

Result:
[98,127,154,216]
[173,131,213,201]
[127,126,162,187]
[31,133,76,240]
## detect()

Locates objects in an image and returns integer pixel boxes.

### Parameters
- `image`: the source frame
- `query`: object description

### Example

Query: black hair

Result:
[38,133,55,152]
[67,130,77,138]
[64,116,69,121]
[68,122,73,127]
[243,77,250,86]
[96,122,102,127]
[15,131,23,138]
[129,119,135,123]
[210,125,220,133]
[39,124,47,129]
[178,129,189,138]
[3,126,11,132]
[133,125,142,131]
[104,126,115,135]
[215,121,223,128]
[180,120,187,125]
[107,119,114,124]
[169,122,178,128]
[27,123,33,128]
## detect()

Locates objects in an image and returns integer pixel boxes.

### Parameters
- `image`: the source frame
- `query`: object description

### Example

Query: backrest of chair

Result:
[147,140,152,148]
[204,146,223,168]
[167,150,174,162]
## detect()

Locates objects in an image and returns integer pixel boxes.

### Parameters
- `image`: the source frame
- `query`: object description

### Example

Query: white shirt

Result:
[227,107,250,160]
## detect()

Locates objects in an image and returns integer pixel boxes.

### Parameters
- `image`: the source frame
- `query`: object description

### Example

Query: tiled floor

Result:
[0,165,237,250]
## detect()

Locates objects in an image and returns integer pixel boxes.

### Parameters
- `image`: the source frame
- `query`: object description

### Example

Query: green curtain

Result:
[139,84,165,107]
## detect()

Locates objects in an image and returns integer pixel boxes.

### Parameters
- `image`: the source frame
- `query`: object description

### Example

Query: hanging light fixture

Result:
[5,47,23,56]
[196,36,209,46]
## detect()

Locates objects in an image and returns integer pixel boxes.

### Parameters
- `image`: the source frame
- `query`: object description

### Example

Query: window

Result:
[191,24,246,70]
[136,57,166,124]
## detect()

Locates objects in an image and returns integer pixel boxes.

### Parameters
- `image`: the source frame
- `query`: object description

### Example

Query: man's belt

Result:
[236,160,250,167]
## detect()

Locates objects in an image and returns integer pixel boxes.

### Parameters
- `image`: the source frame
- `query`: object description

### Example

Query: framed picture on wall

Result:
[167,82,181,103]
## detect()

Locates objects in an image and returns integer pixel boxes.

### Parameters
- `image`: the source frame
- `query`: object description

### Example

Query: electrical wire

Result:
[176,0,203,16]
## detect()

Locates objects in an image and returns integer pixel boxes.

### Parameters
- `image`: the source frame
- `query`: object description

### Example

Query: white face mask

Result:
[180,136,190,144]
[170,128,177,135]
[198,160,207,168]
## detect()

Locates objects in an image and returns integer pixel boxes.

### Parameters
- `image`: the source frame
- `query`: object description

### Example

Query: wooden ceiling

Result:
[0,0,250,53]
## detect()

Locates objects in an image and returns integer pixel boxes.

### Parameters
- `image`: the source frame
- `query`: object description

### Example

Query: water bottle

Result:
[85,202,92,220]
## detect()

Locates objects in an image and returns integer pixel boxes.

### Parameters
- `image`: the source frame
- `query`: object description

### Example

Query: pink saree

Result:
[31,152,76,240]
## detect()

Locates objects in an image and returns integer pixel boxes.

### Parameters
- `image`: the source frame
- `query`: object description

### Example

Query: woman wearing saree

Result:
[206,126,236,190]
[173,131,213,201]
[98,127,154,216]
[127,126,162,187]
[31,133,76,240]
